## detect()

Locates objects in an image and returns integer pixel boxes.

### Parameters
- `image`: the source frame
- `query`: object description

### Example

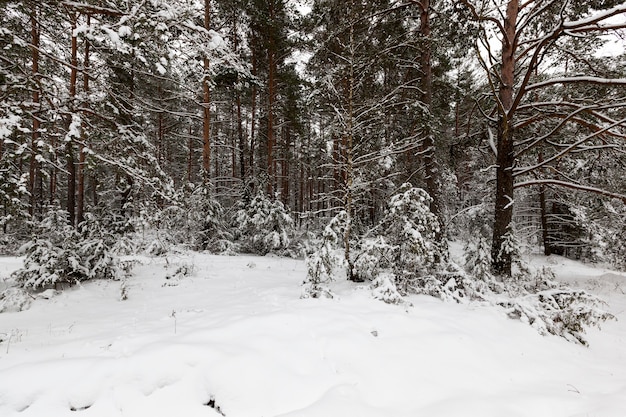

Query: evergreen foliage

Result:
[352,184,444,292]
[233,191,295,255]
[0,0,623,343]
[12,209,123,289]
[301,211,349,299]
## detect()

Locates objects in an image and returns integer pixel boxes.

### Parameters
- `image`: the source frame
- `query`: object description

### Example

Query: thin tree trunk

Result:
[231,102,236,178]
[202,0,211,183]
[250,51,257,185]
[281,126,290,206]
[237,92,245,180]
[187,123,194,183]
[29,5,40,217]
[539,183,551,256]
[231,14,246,182]
[344,5,357,281]
[77,14,91,226]
[491,0,519,277]
[214,113,219,192]
[267,24,276,196]
[66,11,79,226]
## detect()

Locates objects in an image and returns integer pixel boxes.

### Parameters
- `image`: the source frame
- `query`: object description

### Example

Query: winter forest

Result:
[1,0,626,415]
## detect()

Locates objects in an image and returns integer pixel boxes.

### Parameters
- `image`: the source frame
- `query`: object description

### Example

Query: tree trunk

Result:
[539,185,551,256]
[29,5,40,217]
[187,123,194,183]
[536,151,551,256]
[281,126,290,206]
[66,11,79,226]
[344,6,357,281]
[267,43,276,195]
[491,0,519,277]
[231,102,236,179]
[77,14,90,226]
[249,51,257,185]
[418,0,446,256]
[202,0,211,183]
[231,14,246,182]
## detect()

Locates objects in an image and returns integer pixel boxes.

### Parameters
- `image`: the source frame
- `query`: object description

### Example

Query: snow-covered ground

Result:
[0,249,625,417]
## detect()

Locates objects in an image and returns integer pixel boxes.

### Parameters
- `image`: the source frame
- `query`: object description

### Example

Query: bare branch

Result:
[458,0,506,35]
[61,1,125,16]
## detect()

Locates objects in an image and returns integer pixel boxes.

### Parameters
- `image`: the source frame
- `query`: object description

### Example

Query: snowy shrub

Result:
[410,258,613,344]
[0,287,33,313]
[184,186,231,252]
[383,184,445,269]
[233,191,294,255]
[466,255,614,345]
[12,209,123,290]
[498,224,530,278]
[146,236,170,256]
[498,287,615,346]
[352,184,444,291]
[302,252,335,299]
[579,200,626,271]
[138,185,231,254]
[463,236,505,294]
[371,273,404,305]
[301,211,348,299]
[164,261,194,286]
[197,198,231,252]
[152,205,190,249]
[84,205,136,255]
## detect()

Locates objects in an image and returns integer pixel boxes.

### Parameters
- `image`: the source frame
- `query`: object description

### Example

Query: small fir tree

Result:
[233,191,294,255]
[13,209,122,289]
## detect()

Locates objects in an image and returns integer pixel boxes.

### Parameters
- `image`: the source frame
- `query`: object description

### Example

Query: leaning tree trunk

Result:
[491,0,518,277]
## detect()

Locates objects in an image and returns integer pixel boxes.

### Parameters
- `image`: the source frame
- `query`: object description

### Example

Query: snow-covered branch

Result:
[562,4,626,30]
[525,77,626,92]
[514,116,626,178]
[514,179,626,203]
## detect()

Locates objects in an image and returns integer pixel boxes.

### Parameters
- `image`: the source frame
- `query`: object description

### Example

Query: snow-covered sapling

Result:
[301,211,349,299]
[12,209,122,290]
[233,191,295,255]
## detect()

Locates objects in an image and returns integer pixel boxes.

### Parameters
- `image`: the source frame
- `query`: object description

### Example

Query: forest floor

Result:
[0,244,625,417]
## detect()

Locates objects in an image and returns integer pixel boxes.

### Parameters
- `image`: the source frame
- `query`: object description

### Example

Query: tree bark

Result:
[66,11,79,226]
[77,14,90,226]
[491,0,519,277]
[344,5,357,281]
[249,51,257,186]
[187,123,193,183]
[267,4,276,197]
[418,0,446,257]
[281,126,290,206]
[202,0,211,183]
[29,5,40,217]
[536,151,551,256]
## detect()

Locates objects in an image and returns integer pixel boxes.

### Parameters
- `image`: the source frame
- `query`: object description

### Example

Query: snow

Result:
[0,115,21,140]
[64,114,81,142]
[1,251,625,417]
[118,26,132,38]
